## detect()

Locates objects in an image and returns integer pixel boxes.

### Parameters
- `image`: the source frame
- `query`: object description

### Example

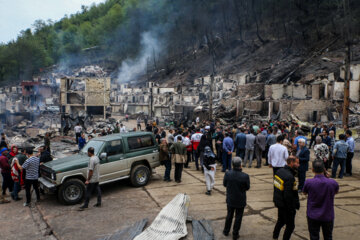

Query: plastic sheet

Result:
[97,218,148,240]
[192,219,215,240]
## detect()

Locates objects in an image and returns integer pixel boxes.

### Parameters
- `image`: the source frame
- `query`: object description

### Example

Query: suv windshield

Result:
[80,140,104,155]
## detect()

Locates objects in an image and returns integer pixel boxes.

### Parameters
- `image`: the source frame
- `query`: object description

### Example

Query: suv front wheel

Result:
[58,178,86,205]
[130,165,150,187]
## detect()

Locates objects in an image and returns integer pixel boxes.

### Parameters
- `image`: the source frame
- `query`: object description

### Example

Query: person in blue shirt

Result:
[222,132,234,172]
[345,130,355,176]
[78,133,87,151]
[332,134,349,179]
[294,130,307,151]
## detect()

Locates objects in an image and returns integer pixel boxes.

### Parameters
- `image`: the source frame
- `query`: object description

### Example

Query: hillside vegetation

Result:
[0,0,359,83]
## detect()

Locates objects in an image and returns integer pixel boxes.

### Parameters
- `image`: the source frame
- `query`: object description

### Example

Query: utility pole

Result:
[342,0,351,127]
[209,48,216,120]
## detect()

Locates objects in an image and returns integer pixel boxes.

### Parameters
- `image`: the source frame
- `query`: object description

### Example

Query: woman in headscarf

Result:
[203,146,216,195]
[8,145,18,160]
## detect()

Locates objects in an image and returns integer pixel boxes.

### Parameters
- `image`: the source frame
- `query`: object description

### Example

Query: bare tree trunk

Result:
[251,0,267,44]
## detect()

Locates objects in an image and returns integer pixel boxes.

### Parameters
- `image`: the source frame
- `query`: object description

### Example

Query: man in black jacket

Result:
[273,156,300,240]
[223,157,250,240]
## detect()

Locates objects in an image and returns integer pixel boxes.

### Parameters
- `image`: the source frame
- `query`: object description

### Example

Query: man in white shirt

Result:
[268,135,289,175]
[74,123,82,144]
[79,147,101,210]
[120,124,126,133]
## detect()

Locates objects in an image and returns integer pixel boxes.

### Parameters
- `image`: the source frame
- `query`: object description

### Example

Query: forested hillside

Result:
[0,0,359,83]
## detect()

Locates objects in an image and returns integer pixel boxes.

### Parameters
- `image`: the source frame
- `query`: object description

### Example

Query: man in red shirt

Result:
[0,148,13,202]
[191,129,203,170]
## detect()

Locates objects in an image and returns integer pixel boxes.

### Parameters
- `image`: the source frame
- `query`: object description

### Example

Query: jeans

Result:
[174,163,183,182]
[11,181,21,200]
[222,152,232,171]
[75,132,81,144]
[216,143,223,163]
[273,207,296,240]
[307,217,334,240]
[332,157,346,178]
[83,182,101,207]
[265,145,270,165]
[184,152,192,167]
[255,147,263,167]
[194,152,200,170]
[298,169,307,191]
[1,172,13,195]
[163,160,172,180]
[243,149,254,167]
[25,179,40,204]
[236,148,245,159]
[224,205,245,237]
[346,152,354,175]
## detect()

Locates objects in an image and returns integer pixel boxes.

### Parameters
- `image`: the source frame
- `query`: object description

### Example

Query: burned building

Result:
[60,77,110,118]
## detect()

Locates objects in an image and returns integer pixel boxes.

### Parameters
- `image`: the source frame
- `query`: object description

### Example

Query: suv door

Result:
[99,139,128,182]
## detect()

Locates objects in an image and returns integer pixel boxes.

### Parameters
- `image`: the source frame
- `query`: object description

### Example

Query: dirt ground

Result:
[1,121,360,240]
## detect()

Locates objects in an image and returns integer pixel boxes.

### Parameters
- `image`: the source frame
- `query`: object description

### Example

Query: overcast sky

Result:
[0,0,106,44]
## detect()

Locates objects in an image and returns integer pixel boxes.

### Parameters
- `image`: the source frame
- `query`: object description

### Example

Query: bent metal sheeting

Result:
[134,193,190,240]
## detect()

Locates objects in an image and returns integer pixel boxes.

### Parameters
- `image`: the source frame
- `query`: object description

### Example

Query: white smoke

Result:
[117,31,162,83]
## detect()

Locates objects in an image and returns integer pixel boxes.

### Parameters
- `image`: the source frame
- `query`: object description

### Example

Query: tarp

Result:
[97,218,148,240]
[134,193,190,240]
[192,219,215,240]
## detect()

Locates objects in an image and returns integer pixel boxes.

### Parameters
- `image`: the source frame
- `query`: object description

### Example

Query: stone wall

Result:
[237,83,264,99]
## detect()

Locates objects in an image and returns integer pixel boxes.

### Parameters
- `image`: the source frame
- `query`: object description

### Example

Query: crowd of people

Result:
[156,119,353,240]
[0,133,52,206]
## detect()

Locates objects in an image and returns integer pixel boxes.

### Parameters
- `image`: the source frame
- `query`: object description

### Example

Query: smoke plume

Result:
[117,31,162,83]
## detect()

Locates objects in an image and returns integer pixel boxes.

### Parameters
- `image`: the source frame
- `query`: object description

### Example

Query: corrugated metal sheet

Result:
[134,193,190,240]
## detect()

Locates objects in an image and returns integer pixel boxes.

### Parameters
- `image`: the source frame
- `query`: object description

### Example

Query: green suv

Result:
[39,132,160,205]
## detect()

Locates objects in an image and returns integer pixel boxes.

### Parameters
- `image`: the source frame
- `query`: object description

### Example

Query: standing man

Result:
[170,136,187,183]
[345,130,355,176]
[74,123,82,144]
[243,129,256,168]
[309,123,320,149]
[268,135,289,175]
[22,148,40,207]
[327,130,336,170]
[222,132,234,172]
[78,133,86,151]
[328,122,336,136]
[234,128,246,159]
[0,148,13,202]
[183,132,192,168]
[303,161,339,240]
[79,147,101,210]
[120,124,126,133]
[44,132,51,153]
[203,146,216,195]
[255,129,266,168]
[137,117,142,130]
[273,156,300,240]
[294,130,307,151]
[191,128,203,171]
[296,138,310,192]
[215,128,225,163]
[159,138,171,182]
[223,157,250,240]
[332,134,349,179]
[265,128,276,166]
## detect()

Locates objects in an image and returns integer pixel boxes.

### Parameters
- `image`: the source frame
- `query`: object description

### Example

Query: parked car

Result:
[39,132,160,205]
[46,105,60,112]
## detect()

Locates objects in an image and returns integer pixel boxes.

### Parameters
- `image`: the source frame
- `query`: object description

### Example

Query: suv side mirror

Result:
[100,152,107,160]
